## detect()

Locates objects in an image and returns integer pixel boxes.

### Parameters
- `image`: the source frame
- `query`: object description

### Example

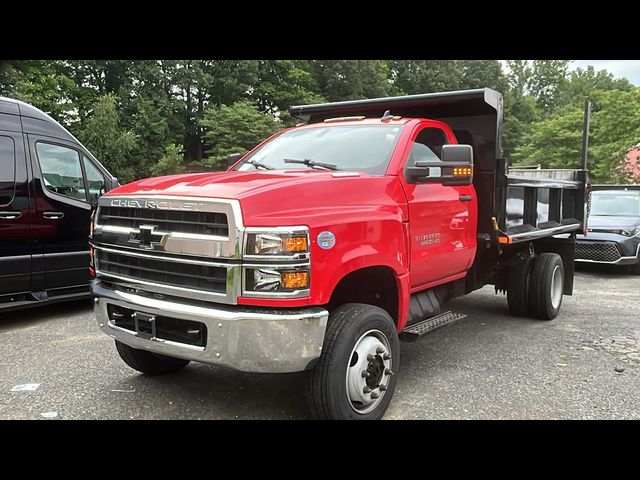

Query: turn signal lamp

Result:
[453,167,473,176]
[281,272,309,289]
[283,236,308,252]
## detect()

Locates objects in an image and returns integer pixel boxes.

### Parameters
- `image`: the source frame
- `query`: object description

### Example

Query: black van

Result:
[0,96,118,312]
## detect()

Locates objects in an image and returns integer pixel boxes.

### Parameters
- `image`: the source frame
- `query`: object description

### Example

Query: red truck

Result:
[90,88,589,419]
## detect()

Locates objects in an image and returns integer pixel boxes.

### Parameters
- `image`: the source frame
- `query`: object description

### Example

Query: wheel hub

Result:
[346,330,393,414]
[550,264,563,309]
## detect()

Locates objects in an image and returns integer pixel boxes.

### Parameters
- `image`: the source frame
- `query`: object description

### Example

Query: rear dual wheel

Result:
[507,252,564,320]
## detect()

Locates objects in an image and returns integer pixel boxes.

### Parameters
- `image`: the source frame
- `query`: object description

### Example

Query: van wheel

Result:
[529,253,564,320]
[306,303,399,420]
[507,255,535,316]
[115,340,190,375]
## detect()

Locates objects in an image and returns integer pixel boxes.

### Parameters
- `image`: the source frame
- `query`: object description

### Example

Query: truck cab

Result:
[0,97,118,311]
[90,88,589,419]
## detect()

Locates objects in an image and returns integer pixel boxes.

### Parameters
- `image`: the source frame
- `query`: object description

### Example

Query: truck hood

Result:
[107,170,409,227]
[588,215,640,230]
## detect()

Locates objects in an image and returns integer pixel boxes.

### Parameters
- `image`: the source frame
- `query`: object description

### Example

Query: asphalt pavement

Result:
[1,264,639,420]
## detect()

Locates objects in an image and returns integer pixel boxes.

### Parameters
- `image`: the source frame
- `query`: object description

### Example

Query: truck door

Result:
[402,124,477,288]
[0,130,33,297]
[28,137,105,292]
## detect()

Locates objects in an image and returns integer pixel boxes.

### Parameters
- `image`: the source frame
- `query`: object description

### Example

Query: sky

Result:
[501,60,640,86]
[572,60,640,85]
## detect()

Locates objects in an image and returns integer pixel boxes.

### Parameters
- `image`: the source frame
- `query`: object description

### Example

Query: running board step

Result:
[400,311,466,341]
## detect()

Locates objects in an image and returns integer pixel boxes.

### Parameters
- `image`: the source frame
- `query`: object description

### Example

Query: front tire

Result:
[115,340,190,376]
[528,253,564,320]
[306,303,399,420]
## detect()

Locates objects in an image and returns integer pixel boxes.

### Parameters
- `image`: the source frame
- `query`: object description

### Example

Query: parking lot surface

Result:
[1,265,639,420]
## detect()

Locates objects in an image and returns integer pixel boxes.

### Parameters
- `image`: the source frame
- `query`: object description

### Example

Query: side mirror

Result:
[405,144,473,186]
[106,177,119,192]
[227,153,243,169]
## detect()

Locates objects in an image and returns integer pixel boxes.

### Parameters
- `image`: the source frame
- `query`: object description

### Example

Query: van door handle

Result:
[459,194,473,202]
[43,211,65,219]
[0,211,22,219]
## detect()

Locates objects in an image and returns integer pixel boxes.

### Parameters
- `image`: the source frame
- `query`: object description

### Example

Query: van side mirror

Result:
[227,153,242,169]
[107,177,119,192]
[405,144,473,186]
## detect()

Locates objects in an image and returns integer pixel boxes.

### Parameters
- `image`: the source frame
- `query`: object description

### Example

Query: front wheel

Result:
[306,303,399,420]
[115,340,190,376]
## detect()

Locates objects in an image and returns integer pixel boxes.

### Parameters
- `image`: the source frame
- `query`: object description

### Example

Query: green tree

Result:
[458,60,508,92]
[200,100,280,168]
[503,91,538,161]
[0,60,77,125]
[563,65,634,102]
[526,60,571,113]
[389,60,461,94]
[312,60,391,101]
[151,144,185,176]
[252,60,325,125]
[510,104,583,169]
[126,95,172,177]
[77,94,138,182]
[511,88,640,182]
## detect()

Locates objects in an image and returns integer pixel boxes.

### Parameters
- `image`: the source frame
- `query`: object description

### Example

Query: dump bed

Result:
[291,88,590,291]
[291,88,589,246]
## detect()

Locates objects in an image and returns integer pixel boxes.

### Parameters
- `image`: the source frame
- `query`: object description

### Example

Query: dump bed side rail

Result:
[501,168,589,244]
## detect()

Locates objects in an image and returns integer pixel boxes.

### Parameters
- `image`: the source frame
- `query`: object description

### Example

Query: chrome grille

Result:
[97,250,227,294]
[92,196,243,304]
[98,206,228,236]
[575,241,622,263]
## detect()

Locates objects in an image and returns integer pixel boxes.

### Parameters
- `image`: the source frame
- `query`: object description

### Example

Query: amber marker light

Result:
[453,167,473,176]
[281,272,309,289]
[284,236,308,253]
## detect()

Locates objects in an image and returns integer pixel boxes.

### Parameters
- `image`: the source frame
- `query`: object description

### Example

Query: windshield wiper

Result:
[284,158,339,171]
[245,160,274,170]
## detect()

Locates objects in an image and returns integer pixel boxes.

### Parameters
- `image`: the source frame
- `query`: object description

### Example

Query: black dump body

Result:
[291,88,589,292]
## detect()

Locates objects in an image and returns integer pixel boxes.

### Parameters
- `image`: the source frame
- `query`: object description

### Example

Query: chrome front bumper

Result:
[93,281,328,373]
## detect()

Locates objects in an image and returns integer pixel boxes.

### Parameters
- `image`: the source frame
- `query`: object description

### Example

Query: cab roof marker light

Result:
[323,116,366,123]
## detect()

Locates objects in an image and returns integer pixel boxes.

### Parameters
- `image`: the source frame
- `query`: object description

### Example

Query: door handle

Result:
[0,211,22,219]
[459,194,473,202]
[43,211,65,219]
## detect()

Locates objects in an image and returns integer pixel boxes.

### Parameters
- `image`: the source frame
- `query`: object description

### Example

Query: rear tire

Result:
[115,340,190,376]
[507,255,535,316]
[528,253,564,320]
[305,303,399,420]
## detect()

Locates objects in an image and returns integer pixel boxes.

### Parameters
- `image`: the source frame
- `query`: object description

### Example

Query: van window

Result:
[36,142,87,201]
[0,136,16,206]
[83,156,106,202]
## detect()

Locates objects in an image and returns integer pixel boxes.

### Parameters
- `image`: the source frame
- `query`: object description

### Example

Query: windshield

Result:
[591,192,640,216]
[235,124,403,176]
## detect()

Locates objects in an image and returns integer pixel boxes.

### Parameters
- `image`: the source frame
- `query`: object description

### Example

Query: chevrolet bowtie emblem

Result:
[128,225,170,250]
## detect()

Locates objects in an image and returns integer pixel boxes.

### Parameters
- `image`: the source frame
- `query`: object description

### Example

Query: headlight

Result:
[244,266,309,294]
[245,228,309,257]
[620,226,640,237]
[242,227,311,297]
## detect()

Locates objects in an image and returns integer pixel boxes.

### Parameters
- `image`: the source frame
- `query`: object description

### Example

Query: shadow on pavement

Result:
[0,299,93,331]
[109,364,311,419]
[575,262,638,277]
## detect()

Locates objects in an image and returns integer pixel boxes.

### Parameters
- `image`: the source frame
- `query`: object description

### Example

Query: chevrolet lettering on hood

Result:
[110,198,206,211]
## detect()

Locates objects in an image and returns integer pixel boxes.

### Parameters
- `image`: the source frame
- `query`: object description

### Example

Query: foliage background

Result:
[1,60,638,183]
